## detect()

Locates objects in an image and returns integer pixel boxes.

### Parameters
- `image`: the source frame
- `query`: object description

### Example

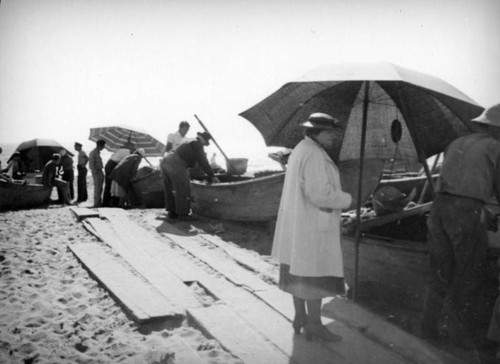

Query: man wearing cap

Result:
[89,140,106,207]
[109,148,145,208]
[103,142,135,207]
[74,142,89,202]
[164,121,190,155]
[422,103,500,350]
[272,112,351,342]
[160,131,219,219]
[42,153,71,205]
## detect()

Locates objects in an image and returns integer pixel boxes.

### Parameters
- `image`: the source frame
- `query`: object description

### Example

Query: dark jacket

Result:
[42,160,58,186]
[173,139,214,179]
[109,154,142,188]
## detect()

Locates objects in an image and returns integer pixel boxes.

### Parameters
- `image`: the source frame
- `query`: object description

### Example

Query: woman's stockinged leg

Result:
[292,296,307,334]
[304,299,342,342]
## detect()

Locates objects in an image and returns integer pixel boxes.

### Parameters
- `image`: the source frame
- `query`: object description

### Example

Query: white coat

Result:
[271,137,352,277]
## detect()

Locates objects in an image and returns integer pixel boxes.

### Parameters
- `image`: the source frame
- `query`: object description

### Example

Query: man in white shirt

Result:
[164,121,190,154]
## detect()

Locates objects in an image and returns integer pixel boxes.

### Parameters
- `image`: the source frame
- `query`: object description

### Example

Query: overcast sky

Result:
[1,0,499,157]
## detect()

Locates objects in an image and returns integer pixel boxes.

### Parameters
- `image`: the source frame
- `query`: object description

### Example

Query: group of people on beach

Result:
[83,120,219,215]
[2,104,500,359]
[272,104,500,360]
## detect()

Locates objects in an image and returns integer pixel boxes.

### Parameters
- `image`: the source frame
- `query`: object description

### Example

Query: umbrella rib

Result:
[268,82,340,143]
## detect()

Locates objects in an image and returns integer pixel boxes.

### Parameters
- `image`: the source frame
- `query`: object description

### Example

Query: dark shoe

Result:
[293,314,308,335]
[167,211,178,219]
[304,323,342,343]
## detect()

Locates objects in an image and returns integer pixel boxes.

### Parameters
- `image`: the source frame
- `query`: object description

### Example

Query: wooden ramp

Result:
[82,216,200,311]
[69,206,100,221]
[188,304,289,364]
[69,242,179,323]
[70,209,459,364]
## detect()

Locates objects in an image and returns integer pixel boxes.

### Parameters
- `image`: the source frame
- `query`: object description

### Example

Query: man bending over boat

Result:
[42,153,71,205]
[160,132,219,220]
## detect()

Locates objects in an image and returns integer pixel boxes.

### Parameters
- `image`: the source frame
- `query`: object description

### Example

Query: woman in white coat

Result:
[272,112,352,342]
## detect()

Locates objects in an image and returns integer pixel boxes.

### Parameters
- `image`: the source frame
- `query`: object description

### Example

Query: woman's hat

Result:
[299,113,341,129]
[472,103,500,128]
[197,132,212,145]
[136,148,146,157]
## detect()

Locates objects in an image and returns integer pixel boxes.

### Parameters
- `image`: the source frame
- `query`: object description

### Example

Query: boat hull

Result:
[191,173,285,221]
[0,179,52,211]
[131,158,386,221]
[341,232,499,311]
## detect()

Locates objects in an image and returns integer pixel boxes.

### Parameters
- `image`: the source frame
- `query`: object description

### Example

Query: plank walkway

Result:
[69,242,178,323]
[68,207,460,364]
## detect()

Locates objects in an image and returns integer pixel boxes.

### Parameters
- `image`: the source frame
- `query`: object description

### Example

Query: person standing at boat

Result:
[88,139,106,208]
[164,121,190,155]
[58,149,74,201]
[422,103,500,351]
[74,142,89,203]
[42,153,71,205]
[109,148,145,208]
[2,151,24,180]
[160,132,219,220]
[272,112,351,342]
[102,142,134,207]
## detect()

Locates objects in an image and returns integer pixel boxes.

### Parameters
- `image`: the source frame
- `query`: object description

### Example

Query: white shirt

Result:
[167,132,186,149]
[110,148,130,163]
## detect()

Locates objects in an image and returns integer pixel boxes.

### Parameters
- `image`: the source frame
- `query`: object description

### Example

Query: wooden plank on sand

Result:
[199,233,279,284]
[69,242,180,323]
[165,232,272,292]
[69,206,100,221]
[188,304,289,364]
[83,217,201,311]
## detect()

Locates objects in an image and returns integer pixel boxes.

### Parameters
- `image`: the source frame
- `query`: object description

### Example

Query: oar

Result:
[194,114,236,172]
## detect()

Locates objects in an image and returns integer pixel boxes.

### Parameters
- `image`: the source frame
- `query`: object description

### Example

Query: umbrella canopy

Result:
[240,62,483,299]
[240,62,483,172]
[89,125,165,157]
[15,138,74,172]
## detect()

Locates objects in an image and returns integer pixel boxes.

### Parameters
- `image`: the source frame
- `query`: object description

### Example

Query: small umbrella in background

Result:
[89,125,165,157]
[15,138,74,172]
[239,62,483,298]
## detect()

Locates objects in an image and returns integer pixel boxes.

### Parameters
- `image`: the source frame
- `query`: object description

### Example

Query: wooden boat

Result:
[341,200,500,311]
[376,173,439,203]
[191,172,285,221]
[0,177,52,211]
[131,158,386,222]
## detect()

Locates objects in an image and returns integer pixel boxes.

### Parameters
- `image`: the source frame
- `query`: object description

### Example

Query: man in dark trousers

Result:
[74,142,89,202]
[422,103,500,350]
[89,140,106,207]
[59,149,74,201]
[160,132,219,219]
[42,153,71,205]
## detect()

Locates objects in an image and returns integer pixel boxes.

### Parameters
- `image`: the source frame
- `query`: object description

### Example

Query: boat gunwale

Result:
[190,171,286,189]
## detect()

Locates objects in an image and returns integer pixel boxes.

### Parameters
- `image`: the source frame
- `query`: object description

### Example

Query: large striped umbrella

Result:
[89,125,165,157]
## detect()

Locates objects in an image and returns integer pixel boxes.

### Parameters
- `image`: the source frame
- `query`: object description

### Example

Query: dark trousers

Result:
[77,165,88,202]
[62,169,74,200]
[103,160,118,207]
[422,194,489,345]
[160,154,191,216]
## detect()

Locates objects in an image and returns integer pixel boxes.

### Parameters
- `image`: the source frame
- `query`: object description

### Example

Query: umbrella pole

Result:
[417,152,440,204]
[353,81,370,301]
[194,114,237,172]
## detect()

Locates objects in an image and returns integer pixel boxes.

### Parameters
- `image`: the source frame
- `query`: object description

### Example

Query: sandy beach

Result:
[0,207,246,364]
[0,174,498,363]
